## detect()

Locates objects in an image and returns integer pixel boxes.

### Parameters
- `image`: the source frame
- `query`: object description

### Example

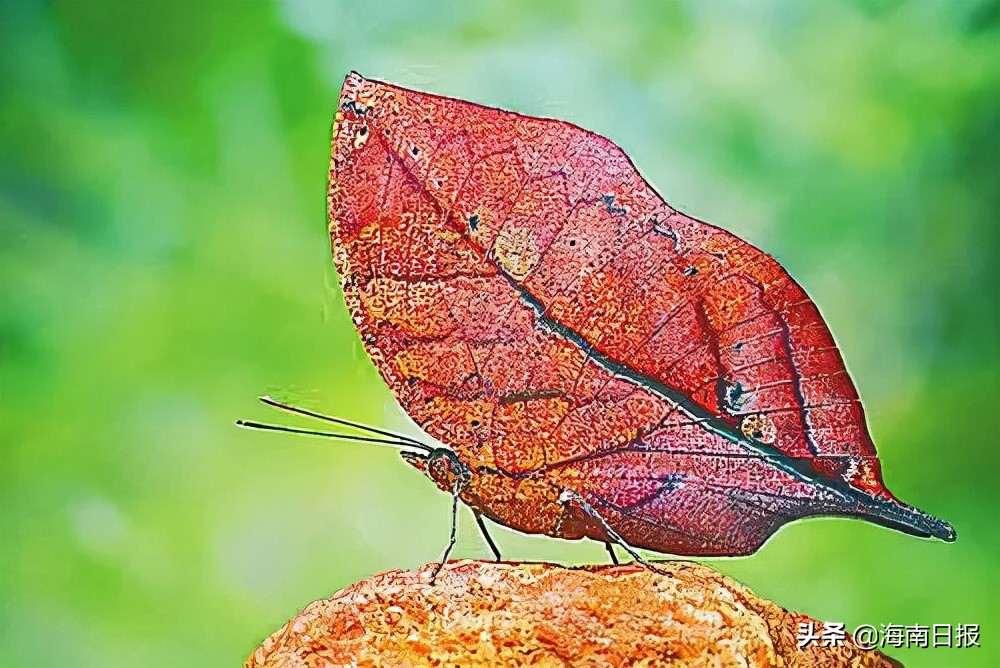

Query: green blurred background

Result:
[1,1,997,666]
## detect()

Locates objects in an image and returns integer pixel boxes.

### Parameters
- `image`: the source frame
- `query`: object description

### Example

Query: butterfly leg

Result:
[604,542,620,565]
[474,511,502,562]
[431,491,460,584]
[558,490,668,576]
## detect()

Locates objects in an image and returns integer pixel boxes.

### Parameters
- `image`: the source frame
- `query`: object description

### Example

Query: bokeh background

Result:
[2,1,998,666]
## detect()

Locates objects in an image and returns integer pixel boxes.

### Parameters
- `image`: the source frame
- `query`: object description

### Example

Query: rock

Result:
[246,560,901,667]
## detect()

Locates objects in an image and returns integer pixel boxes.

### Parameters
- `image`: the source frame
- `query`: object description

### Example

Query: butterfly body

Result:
[327,72,954,557]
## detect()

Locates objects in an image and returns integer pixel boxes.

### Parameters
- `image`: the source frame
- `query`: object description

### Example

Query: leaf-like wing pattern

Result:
[329,72,954,555]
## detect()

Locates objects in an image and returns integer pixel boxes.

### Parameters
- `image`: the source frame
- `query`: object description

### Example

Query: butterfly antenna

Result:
[258,395,428,448]
[235,419,433,454]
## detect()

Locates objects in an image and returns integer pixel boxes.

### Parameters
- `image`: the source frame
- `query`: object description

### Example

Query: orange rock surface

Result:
[246,560,900,667]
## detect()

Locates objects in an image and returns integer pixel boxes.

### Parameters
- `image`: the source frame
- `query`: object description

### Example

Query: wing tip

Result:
[339,71,377,111]
[344,70,367,85]
[858,494,956,543]
[932,517,958,542]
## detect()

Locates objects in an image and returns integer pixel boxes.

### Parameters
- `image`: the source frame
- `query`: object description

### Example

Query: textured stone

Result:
[247,560,900,667]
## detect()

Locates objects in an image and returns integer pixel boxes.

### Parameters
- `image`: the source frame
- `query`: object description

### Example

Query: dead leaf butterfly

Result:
[239,73,955,579]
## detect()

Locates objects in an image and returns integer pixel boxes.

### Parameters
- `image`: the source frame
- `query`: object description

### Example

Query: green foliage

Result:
[1,1,997,665]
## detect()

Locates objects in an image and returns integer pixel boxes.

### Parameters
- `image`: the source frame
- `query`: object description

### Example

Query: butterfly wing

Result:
[329,72,954,553]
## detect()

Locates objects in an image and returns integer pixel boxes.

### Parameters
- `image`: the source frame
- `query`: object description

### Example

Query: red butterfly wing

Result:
[329,72,953,554]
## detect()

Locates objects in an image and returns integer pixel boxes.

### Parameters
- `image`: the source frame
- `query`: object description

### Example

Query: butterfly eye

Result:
[468,214,480,232]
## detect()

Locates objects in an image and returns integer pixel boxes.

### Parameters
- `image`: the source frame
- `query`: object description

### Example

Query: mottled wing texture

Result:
[329,73,953,555]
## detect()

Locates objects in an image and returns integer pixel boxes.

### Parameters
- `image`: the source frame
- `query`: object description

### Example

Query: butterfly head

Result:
[402,448,472,495]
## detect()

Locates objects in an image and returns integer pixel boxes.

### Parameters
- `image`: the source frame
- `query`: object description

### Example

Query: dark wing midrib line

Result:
[510,278,848,499]
[361,108,846,495]
[511,278,955,541]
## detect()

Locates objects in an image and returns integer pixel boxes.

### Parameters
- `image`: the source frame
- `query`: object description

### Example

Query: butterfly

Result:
[240,72,954,578]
